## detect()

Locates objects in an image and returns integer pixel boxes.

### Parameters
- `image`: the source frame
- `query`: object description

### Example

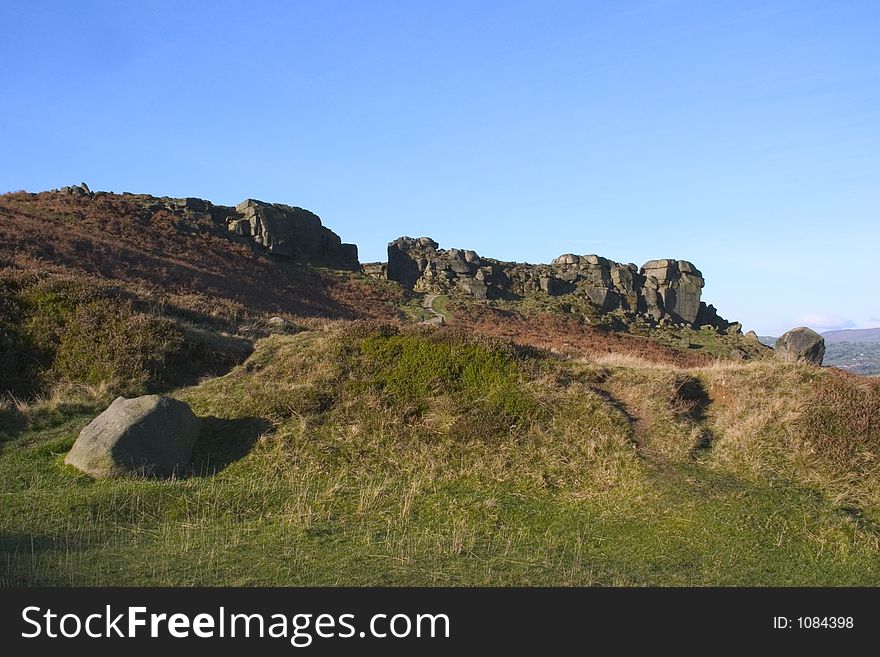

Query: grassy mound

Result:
[0,272,254,399]
[3,326,880,585]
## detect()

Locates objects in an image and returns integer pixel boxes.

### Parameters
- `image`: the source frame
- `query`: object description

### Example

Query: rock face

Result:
[73,190,361,270]
[380,236,732,330]
[54,182,92,197]
[640,259,704,325]
[775,327,826,365]
[234,199,359,268]
[64,395,202,478]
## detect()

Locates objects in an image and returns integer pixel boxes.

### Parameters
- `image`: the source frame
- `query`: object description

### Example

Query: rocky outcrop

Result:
[640,259,704,325]
[65,395,202,478]
[233,199,359,267]
[139,194,359,269]
[54,182,92,197]
[381,236,733,330]
[50,186,361,270]
[775,327,826,365]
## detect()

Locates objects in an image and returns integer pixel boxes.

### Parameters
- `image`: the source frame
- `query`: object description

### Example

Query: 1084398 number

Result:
[797,617,853,629]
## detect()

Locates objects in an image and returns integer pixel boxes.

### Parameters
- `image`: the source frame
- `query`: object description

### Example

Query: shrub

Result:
[0,274,186,398]
[350,326,540,426]
[0,273,44,397]
[53,299,183,395]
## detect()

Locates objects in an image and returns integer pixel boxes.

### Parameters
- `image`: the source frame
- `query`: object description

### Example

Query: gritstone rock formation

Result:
[775,327,826,365]
[51,185,360,270]
[378,236,734,330]
[233,199,359,265]
[65,395,202,478]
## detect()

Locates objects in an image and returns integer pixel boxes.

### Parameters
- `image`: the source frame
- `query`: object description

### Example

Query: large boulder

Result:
[234,199,359,269]
[65,395,202,478]
[387,237,427,288]
[775,327,825,365]
[640,259,705,325]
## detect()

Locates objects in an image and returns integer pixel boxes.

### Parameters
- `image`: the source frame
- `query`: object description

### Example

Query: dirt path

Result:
[421,294,445,325]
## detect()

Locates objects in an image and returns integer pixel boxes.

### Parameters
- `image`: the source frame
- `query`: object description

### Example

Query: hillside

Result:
[823,328,880,344]
[3,326,880,585]
[823,343,880,377]
[2,186,878,586]
[0,186,770,400]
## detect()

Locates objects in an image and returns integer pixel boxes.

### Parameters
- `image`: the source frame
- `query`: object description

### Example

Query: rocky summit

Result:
[53,183,360,270]
[374,236,735,330]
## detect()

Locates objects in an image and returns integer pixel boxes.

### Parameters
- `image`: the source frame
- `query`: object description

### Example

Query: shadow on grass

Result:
[188,416,271,476]
[0,532,91,556]
[1,400,103,444]
[0,407,27,442]
[0,531,97,585]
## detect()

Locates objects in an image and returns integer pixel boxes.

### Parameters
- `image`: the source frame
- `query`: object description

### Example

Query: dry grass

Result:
[447,302,713,367]
[5,327,880,585]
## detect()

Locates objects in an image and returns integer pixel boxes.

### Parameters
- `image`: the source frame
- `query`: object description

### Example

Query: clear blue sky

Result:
[2,0,878,335]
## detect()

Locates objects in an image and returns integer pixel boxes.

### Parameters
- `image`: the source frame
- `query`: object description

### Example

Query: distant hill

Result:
[822,327,880,344]
[759,331,880,375]
[822,328,880,375]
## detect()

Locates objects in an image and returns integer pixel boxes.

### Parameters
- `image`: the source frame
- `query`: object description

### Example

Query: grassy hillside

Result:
[3,188,878,586]
[3,325,880,585]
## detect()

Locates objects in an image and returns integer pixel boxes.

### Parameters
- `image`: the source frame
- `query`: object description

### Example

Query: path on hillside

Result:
[422,293,445,325]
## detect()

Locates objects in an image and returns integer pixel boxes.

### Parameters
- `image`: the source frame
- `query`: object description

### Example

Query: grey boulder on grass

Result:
[775,327,826,366]
[65,395,201,478]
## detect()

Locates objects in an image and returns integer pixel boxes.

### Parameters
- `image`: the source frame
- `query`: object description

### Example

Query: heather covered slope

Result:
[0,190,403,322]
[2,326,880,585]
[0,189,407,398]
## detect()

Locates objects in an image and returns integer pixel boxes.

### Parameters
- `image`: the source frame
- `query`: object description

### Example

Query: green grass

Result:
[2,327,880,585]
[431,294,450,318]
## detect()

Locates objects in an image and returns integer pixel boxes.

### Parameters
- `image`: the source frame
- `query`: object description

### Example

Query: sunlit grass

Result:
[3,327,880,585]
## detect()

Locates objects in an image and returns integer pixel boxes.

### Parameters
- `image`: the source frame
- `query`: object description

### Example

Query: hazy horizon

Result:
[2,0,877,335]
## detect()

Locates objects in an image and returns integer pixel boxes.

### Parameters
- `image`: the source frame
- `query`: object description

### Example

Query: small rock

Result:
[267,316,295,333]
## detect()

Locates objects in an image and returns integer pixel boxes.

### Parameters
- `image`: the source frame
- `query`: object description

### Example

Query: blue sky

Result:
[1,0,877,335]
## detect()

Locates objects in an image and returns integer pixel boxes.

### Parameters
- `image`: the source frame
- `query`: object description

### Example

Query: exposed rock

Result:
[458,278,488,300]
[228,218,250,237]
[775,327,826,365]
[90,191,362,270]
[65,395,201,478]
[383,236,732,330]
[539,276,563,296]
[387,237,428,288]
[233,199,359,268]
[56,183,92,197]
[266,316,297,333]
[640,259,704,325]
[362,262,387,279]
